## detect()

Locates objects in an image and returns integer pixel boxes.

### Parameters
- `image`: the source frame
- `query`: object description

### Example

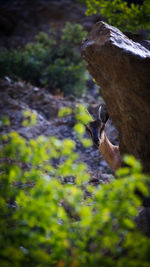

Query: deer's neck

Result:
[99,131,122,172]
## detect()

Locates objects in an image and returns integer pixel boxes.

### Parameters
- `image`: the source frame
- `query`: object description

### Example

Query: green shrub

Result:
[0,107,150,266]
[0,22,87,96]
[85,0,150,32]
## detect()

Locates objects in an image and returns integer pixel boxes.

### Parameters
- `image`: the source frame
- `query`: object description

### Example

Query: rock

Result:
[81,21,150,172]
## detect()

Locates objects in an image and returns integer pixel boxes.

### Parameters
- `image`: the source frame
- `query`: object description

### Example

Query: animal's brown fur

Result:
[99,131,122,171]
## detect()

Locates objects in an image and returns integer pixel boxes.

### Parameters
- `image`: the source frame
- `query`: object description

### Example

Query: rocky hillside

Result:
[0,1,118,184]
[0,78,119,183]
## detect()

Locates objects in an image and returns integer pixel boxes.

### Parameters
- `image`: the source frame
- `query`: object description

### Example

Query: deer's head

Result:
[86,105,109,148]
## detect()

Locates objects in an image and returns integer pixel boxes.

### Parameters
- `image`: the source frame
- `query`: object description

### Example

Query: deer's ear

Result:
[98,105,109,123]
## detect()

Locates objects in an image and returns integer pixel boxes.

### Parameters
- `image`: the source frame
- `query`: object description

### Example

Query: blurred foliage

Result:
[0,22,87,96]
[85,0,150,32]
[0,107,150,266]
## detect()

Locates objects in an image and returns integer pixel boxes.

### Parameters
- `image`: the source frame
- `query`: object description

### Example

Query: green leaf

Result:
[74,123,85,135]
[58,107,72,117]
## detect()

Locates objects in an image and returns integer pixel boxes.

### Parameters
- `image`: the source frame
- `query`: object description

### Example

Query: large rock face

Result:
[81,21,150,172]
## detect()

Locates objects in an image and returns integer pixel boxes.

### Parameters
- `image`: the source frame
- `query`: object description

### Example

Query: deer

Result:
[86,105,122,172]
